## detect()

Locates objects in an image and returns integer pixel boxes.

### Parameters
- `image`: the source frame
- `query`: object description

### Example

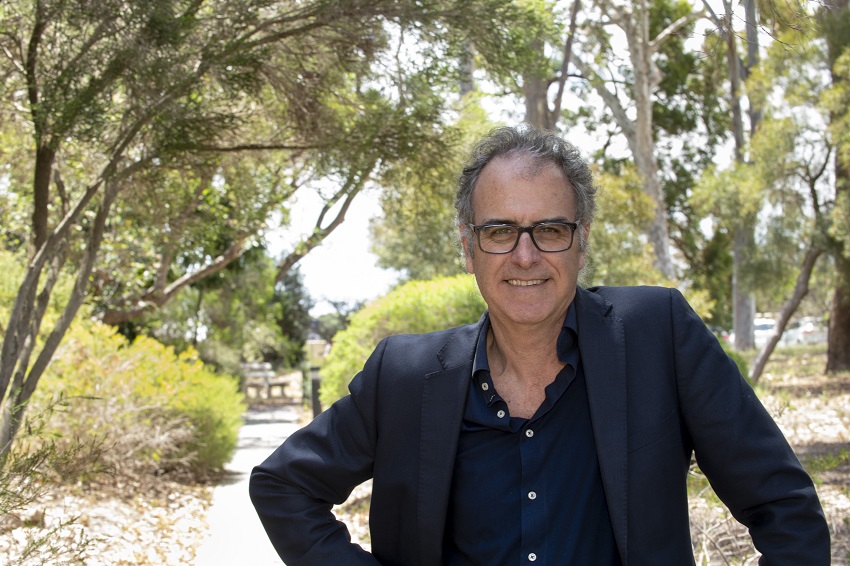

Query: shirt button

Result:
[528,553,537,562]
[496,409,506,418]
[528,491,537,500]
[481,382,489,391]
[525,429,534,438]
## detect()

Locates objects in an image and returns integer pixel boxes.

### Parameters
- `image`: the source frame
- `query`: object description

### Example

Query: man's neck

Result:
[486,314,565,384]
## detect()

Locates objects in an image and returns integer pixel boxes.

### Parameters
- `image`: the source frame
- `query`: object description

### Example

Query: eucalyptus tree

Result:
[695,0,850,378]
[372,0,729,300]
[564,0,707,280]
[699,0,763,350]
[0,0,547,460]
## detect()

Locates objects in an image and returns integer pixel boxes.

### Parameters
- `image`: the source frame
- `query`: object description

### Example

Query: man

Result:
[250,125,829,565]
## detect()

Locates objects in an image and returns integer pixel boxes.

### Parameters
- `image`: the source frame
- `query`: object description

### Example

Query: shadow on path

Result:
[194,404,302,565]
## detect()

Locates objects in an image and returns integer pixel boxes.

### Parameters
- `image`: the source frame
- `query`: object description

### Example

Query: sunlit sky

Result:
[269,187,400,317]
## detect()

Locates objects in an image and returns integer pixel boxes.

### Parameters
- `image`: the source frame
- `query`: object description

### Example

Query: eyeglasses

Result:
[469,221,578,254]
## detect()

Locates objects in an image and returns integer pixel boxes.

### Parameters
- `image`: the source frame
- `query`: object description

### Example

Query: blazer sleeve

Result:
[248,340,388,566]
[668,289,830,564]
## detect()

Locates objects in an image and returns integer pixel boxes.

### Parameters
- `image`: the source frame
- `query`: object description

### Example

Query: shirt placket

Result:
[520,419,546,564]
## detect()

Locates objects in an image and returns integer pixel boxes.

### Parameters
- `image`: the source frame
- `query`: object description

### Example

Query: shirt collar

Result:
[472,303,579,375]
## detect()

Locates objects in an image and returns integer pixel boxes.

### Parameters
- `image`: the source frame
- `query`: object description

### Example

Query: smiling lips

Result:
[507,279,546,286]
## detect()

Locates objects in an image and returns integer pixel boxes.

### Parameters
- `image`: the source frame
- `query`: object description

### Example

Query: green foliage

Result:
[31,321,245,477]
[693,6,847,324]
[0,0,555,454]
[370,96,497,281]
[314,300,365,343]
[585,165,665,287]
[137,251,313,375]
[319,275,486,404]
[1,423,96,564]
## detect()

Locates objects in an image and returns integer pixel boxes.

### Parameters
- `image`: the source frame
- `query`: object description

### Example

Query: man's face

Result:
[461,154,587,330]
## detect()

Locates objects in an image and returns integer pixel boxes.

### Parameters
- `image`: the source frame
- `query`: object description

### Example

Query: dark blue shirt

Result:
[443,305,621,565]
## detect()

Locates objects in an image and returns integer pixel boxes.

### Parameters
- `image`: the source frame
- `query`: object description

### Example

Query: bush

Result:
[319,275,486,405]
[31,321,245,479]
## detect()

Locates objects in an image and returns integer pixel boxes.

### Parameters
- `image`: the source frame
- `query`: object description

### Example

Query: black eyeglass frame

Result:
[469,221,579,254]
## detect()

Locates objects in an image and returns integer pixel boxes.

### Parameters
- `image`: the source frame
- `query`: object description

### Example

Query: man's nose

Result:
[511,231,540,264]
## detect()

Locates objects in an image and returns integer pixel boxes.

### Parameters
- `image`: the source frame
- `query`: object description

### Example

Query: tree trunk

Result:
[32,145,55,251]
[459,41,475,98]
[726,0,760,351]
[1,179,118,462]
[826,268,850,372]
[628,1,675,280]
[523,0,580,132]
[732,226,756,350]
[523,73,554,130]
[823,0,850,372]
[523,39,555,131]
[750,247,823,383]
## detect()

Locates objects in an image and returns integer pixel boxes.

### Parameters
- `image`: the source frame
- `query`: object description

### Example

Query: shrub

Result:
[319,275,486,405]
[31,321,245,479]
[0,403,100,565]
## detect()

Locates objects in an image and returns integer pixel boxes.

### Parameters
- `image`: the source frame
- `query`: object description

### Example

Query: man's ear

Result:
[578,223,590,269]
[459,225,474,273]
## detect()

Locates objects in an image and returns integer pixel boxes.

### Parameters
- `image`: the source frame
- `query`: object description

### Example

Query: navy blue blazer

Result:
[250,286,829,565]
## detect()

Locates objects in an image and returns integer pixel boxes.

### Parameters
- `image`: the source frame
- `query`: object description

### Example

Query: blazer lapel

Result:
[575,287,629,561]
[416,320,481,566]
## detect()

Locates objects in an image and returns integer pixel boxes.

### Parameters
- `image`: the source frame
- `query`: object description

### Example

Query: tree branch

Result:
[570,53,637,143]
[551,0,582,125]
[100,234,249,325]
[275,160,378,283]
[649,10,705,55]
[749,246,823,383]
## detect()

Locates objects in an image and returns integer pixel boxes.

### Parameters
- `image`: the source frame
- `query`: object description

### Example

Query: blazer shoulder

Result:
[583,285,682,313]
[377,317,483,372]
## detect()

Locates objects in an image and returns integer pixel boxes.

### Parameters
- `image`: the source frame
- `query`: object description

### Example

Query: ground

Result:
[1,345,848,564]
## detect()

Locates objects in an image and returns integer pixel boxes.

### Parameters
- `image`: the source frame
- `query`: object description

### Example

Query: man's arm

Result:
[249,342,388,566]
[669,289,830,564]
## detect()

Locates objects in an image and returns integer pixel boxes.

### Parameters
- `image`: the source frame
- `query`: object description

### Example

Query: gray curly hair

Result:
[455,125,597,254]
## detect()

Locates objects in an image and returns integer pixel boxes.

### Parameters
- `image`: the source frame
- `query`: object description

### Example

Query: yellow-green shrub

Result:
[32,321,245,478]
[320,275,486,405]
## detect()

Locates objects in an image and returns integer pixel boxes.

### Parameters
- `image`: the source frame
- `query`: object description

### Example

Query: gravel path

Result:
[195,404,301,566]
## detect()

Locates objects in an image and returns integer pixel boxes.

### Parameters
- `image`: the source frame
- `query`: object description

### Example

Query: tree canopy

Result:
[0,0,551,459]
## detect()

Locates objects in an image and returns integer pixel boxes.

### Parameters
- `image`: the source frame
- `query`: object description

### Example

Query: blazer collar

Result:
[574,287,629,560]
[417,317,483,565]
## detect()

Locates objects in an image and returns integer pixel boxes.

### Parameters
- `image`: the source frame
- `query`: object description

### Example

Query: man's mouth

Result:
[507,279,546,286]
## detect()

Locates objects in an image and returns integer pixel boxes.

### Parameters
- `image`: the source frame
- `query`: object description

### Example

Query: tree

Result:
[700,0,763,350]
[567,0,705,280]
[314,299,365,343]
[113,246,313,375]
[370,102,495,281]
[822,0,850,372]
[0,0,549,460]
[372,0,723,294]
[695,0,847,380]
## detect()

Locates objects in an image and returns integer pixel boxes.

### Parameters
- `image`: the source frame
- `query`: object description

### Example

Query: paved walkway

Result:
[194,404,302,565]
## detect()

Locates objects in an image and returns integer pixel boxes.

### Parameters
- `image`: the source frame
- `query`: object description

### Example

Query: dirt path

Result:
[194,404,301,565]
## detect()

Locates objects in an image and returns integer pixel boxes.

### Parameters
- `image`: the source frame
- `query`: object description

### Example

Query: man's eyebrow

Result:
[477,216,572,225]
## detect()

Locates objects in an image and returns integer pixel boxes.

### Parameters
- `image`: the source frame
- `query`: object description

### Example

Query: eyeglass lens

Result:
[477,223,575,253]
